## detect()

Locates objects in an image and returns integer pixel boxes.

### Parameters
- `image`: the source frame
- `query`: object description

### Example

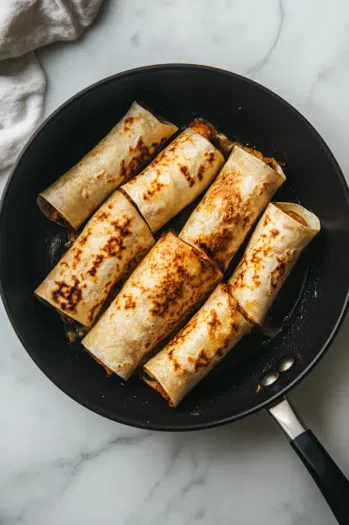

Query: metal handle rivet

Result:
[278,356,295,373]
[261,371,280,387]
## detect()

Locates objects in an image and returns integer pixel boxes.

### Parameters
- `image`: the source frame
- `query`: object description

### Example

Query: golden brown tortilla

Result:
[38,102,178,229]
[179,145,285,270]
[35,191,155,326]
[122,127,224,232]
[229,202,320,325]
[82,232,222,379]
[144,283,252,406]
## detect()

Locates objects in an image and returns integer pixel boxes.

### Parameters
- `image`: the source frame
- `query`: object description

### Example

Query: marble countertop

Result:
[1,1,349,524]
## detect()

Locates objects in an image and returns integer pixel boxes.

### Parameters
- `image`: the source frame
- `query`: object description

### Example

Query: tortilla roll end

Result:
[229,202,320,326]
[35,190,155,327]
[144,373,175,407]
[38,102,178,229]
[143,283,252,406]
[187,119,212,141]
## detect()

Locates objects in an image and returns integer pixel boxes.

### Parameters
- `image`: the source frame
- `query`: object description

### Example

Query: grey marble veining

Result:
[1,1,349,524]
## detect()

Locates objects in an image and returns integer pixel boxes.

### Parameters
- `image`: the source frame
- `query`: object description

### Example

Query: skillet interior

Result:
[1,64,349,431]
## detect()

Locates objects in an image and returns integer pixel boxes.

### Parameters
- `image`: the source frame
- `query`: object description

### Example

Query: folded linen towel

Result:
[0,0,103,169]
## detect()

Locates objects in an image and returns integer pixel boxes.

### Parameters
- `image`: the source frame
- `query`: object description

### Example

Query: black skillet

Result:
[1,65,349,523]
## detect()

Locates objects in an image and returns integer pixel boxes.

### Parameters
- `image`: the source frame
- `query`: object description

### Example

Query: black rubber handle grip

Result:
[291,430,349,524]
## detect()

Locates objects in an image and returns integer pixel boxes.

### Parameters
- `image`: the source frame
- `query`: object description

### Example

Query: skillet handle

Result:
[268,397,349,525]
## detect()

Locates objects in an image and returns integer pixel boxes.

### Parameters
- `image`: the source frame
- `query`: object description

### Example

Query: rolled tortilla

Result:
[229,202,320,325]
[144,283,252,406]
[179,145,285,271]
[35,191,155,327]
[82,231,222,379]
[121,124,224,232]
[38,102,178,229]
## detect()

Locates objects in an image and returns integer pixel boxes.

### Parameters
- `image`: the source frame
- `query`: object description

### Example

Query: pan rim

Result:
[1,63,349,431]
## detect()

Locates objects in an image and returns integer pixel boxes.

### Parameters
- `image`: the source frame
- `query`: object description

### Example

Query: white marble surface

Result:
[1,1,349,524]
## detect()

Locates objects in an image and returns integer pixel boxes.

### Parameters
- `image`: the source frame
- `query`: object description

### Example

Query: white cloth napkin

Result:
[0,0,103,170]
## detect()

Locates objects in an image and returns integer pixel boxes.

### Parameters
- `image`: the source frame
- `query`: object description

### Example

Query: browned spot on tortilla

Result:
[194,349,211,371]
[72,248,83,269]
[119,135,165,182]
[263,214,271,226]
[86,216,133,278]
[60,261,69,268]
[231,322,240,332]
[125,129,198,192]
[197,165,205,181]
[270,229,280,238]
[51,278,82,314]
[124,293,136,309]
[270,256,289,290]
[110,217,133,250]
[249,252,265,285]
[207,309,221,339]
[78,229,91,246]
[114,234,220,359]
[150,256,191,317]
[230,256,247,291]
[183,171,258,269]
[173,361,182,371]
[249,248,261,264]
[148,241,219,319]
[195,228,234,271]
[166,347,185,375]
[96,211,109,221]
[87,254,104,278]
[204,150,216,166]
[179,165,195,187]
[123,115,135,132]
[143,178,165,200]
[104,237,123,256]
[232,222,286,289]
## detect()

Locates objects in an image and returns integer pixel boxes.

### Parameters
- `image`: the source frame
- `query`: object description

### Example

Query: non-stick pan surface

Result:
[1,64,349,431]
